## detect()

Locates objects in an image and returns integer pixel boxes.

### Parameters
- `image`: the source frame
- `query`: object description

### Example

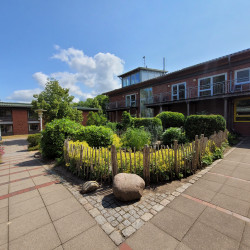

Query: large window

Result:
[29,123,40,132]
[131,73,140,85]
[0,109,12,118]
[122,72,140,87]
[198,74,226,97]
[172,82,186,100]
[234,98,250,122]
[0,124,13,134]
[126,94,136,107]
[140,88,153,117]
[235,68,250,85]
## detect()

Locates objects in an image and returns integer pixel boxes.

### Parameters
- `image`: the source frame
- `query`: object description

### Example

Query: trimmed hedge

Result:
[162,127,187,146]
[27,133,41,148]
[133,117,162,141]
[156,111,185,130]
[184,115,226,140]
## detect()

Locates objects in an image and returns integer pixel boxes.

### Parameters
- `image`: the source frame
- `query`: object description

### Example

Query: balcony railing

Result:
[107,79,250,110]
[0,116,12,122]
[107,100,139,110]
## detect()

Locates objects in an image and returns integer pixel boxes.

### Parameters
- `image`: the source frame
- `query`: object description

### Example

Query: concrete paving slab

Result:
[126,222,179,250]
[63,225,116,250]
[0,223,8,245]
[0,243,7,250]
[201,172,227,184]
[209,166,234,176]
[225,177,250,192]
[175,242,192,250]
[0,207,8,224]
[198,207,245,242]
[9,207,51,241]
[9,172,29,181]
[32,175,53,186]
[9,189,39,206]
[54,208,96,243]
[9,223,61,250]
[231,167,250,181]
[211,193,250,216]
[194,178,223,192]
[0,186,8,196]
[168,195,206,219]
[38,183,65,195]
[47,196,82,221]
[0,199,8,209]
[9,180,35,193]
[219,184,250,202]
[182,222,239,250]
[183,184,216,202]
[151,207,195,241]
[41,187,72,206]
[241,223,250,247]
[9,195,45,220]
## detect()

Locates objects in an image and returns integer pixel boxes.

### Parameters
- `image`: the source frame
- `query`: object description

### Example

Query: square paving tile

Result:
[9,195,45,220]
[9,189,39,206]
[9,223,61,250]
[9,180,35,193]
[63,225,115,250]
[41,188,72,206]
[0,222,8,246]
[47,196,82,221]
[0,186,8,196]
[241,223,250,247]
[39,183,65,195]
[182,221,239,250]
[198,207,245,242]
[211,193,250,216]
[231,167,250,181]
[9,172,29,181]
[32,175,53,186]
[54,208,96,243]
[151,207,195,241]
[0,199,8,209]
[201,172,227,184]
[168,195,206,219]
[9,207,51,241]
[126,222,179,250]
[0,207,8,224]
[183,185,216,202]
[209,166,234,176]
[194,178,223,192]
[225,178,250,192]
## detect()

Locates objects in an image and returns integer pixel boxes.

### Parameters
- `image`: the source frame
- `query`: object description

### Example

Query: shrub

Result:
[105,122,118,132]
[156,111,185,130]
[41,118,82,159]
[83,126,114,148]
[184,115,226,140]
[121,111,133,130]
[162,127,187,146]
[112,134,122,150]
[27,133,41,149]
[121,128,151,151]
[228,132,240,146]
[87,111,107,126]
[133,117,163,142]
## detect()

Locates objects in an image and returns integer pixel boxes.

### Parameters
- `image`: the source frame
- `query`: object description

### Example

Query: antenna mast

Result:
[143,56,146,67]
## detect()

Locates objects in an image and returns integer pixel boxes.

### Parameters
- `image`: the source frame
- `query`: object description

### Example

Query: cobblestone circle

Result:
[47,163,218,245]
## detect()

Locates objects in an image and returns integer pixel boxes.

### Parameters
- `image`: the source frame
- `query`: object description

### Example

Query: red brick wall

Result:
[81,110,99,126]
[12,109,29,135]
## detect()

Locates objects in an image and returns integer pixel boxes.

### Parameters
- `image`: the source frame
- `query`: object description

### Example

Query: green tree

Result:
[32,79,83,123]
[86,111,107,126]
[77,95,109,114]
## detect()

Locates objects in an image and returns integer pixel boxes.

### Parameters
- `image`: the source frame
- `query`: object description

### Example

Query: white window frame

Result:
[171,82,186,101]
[198,73,227,97]
[235,67,250,85]
[126,94,136,107]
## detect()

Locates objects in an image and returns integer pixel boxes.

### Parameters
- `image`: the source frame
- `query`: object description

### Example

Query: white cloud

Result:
[7,88,42,102]
[7,46,124,102]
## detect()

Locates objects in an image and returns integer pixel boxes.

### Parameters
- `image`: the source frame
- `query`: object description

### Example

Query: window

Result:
[28,110,38,119]
[126,94,136,107]
[140,88,153,117]
[122,76,130,87]
[172,83,186,100]
[234,98,250,122]
[198,74,226,97]
[0,124,13,134]
[29,124,40,131]
[0,109,12,118]
[235,68,250,85]
[131,73,140,85]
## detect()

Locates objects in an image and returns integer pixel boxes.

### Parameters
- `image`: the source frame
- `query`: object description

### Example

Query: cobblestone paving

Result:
[48,165,214,245]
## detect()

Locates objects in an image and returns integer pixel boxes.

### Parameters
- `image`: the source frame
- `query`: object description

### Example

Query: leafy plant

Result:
[156,111,185,130]
[87,111,107,126]
[27,133,41,150]
[162,127,187,146]
[121,111,133,130]
[112,134,122,150]
[228,132,240,146]
[121,128,151,150]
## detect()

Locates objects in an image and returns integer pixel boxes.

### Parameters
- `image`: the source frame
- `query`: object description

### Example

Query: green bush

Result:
[228,132,240,146]
[105,122,118,132]
[133,117,162,142]
[184,115,226,140]
[82,126,114,148]
[41,118,82,159]
[156,111,185,130]
[162,127,187,146]
[27,133,41,149]
[122,128,151,151]
[121,111,133,130]
[87,111,107,126]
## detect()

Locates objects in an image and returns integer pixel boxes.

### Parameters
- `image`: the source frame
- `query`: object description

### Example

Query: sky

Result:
[1,0,250,103]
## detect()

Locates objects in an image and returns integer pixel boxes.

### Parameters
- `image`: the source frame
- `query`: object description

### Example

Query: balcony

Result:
[0,116,12,123]
[145,80,250,107]
[106,100,139,111]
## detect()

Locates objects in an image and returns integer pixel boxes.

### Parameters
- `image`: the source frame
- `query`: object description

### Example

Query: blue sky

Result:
[1,0,250,102]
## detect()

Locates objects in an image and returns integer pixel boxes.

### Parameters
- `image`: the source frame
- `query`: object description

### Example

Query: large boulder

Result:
[113,173,145,201]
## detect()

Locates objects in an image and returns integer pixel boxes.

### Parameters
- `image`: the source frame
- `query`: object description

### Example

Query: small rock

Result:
[81,181,99,194]
[34,152,41,158]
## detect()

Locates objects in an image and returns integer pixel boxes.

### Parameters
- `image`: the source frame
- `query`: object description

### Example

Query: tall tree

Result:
[32,79,83,123]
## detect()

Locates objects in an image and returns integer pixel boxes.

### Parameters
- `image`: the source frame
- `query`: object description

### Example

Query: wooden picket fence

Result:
[64,130,228,185]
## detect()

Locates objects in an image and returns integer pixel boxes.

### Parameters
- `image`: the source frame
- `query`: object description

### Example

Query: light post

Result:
[35,109,46,131]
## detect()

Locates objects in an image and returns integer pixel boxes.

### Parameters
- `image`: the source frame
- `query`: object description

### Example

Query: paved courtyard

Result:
[0,137,250,249]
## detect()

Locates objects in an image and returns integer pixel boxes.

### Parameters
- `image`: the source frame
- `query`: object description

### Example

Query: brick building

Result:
[104,49,250,136]
[0,102,98,136]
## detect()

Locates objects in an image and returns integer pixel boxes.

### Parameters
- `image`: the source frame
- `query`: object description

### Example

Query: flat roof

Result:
[0,102,32,108]
[118,67,166,78]
[74,106,99,111]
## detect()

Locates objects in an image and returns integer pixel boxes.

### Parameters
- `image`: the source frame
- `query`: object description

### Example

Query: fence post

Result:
[111,145,118,180]
[194,135,199,171]
[143,145,150,186]
[173,140,178,178]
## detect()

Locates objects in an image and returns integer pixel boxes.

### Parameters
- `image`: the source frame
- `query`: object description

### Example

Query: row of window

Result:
[0,110,38,119]
[0,124,40,134]
[122,72,140,87]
